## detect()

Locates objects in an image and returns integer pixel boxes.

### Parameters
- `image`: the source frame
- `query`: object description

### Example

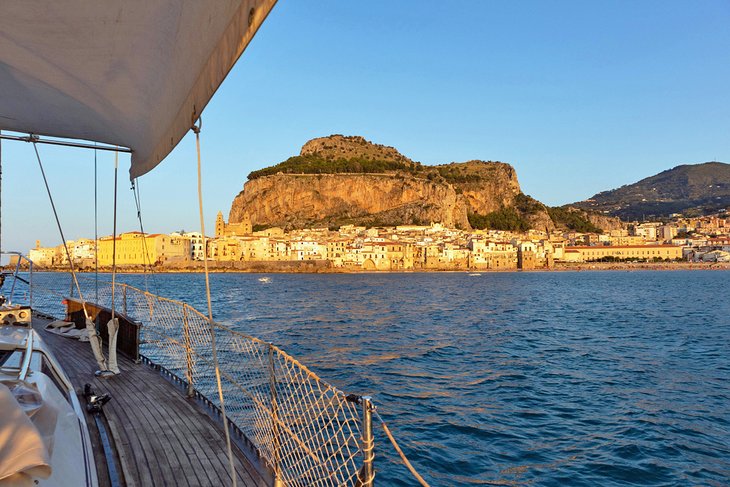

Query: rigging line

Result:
[104,149,121,376]
[94,143,98,305]
[193,118,238,487]
[0,130,3,255]
[130,180,146,284]
[132,178,154,294]
[32,142,89,320]
[0,132,132,154]
[111,150,118,319]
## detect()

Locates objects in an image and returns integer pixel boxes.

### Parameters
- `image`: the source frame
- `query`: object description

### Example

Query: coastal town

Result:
[25,210,730,272]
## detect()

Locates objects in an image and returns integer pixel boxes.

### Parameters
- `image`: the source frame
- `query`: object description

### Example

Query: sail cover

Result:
[0,0,276,179]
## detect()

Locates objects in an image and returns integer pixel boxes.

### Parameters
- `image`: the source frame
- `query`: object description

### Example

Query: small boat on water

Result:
[468,273,482,276]
[258,277,272,283]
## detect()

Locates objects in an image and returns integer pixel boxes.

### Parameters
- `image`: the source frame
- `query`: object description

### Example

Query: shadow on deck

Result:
[33,316,269,487]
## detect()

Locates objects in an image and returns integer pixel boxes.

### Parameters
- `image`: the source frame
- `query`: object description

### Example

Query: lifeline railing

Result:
[106,281,369,487]
[7,266,374,486]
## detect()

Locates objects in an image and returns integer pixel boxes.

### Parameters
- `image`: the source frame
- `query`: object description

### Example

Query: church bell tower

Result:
[215,211,225,237]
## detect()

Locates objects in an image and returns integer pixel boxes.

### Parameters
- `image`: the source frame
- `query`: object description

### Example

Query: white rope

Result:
[374,411,431,487]
[193,119,238,486]
[1,131,4,257]
[94,144,98,304]
[107,149,120,375]
[111,149,118,317]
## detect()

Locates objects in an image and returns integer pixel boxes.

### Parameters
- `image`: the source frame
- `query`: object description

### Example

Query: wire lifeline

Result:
[374,410,431,487]
[193,118,238,487]
[32,142,90,320]
[46,276,367,485]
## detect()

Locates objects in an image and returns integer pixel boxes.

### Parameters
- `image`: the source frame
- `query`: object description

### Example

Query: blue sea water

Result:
[37,270,730,485]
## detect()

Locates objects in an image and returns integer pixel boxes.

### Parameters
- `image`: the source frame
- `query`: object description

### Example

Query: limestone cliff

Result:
[230,135,551,231]
[583,211,625,232]
[230,173,471,229]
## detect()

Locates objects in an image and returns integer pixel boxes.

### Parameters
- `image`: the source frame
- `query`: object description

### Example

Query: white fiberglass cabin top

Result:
[0,312,97,486]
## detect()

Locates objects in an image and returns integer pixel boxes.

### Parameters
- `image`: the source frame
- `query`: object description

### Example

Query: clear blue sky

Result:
[2,0,729,255]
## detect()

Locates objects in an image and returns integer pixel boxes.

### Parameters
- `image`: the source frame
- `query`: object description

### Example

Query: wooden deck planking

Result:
[33,317,268,487]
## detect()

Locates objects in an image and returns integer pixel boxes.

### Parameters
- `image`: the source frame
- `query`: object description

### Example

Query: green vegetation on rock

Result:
[514,193,546,215]
[468,207,531,232]
[547,206,603,233]
[436,166,484,184]
[248,154,421,180]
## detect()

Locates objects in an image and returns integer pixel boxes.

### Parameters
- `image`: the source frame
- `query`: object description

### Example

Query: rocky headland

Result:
[229,135,619,233]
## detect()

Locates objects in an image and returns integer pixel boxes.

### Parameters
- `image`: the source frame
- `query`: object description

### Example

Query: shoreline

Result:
[536,261,729,272]
[8,261,729,274]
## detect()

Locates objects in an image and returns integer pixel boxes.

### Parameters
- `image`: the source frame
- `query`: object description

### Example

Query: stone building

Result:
[517,241,537,270]
[97,232,191,266]
[28,241,60,267]
[568,244,683,262]
[467,238,517,270]
[215,211,252,237]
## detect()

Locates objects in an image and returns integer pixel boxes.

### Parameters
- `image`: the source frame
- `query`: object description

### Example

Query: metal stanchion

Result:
[29,260,33,309]
[360,396,375,487]
[182,306,194,398]
[269,344,284,487]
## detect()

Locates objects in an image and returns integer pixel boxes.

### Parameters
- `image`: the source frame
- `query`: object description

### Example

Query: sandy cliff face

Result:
[447,161,522,214]
[229,173,472,229]
[229,135,533,230]
[584,212,625,232]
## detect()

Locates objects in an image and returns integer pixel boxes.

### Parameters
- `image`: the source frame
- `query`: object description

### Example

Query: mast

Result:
[0,130,2,256]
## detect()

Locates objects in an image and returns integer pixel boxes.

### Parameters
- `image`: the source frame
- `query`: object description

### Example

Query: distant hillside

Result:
[233,135,619,232]
[573,162,730,220]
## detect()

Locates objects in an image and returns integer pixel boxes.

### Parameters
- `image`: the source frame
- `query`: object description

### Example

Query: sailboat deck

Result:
[32,316,268,487]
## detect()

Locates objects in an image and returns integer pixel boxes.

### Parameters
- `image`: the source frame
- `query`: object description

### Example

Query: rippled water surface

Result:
[46,271,730,485]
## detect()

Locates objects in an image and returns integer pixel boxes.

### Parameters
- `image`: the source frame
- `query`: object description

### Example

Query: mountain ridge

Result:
[573,162,730,220]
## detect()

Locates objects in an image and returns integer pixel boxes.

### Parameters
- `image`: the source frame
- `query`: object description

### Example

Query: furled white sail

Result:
[0,0,276,179]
